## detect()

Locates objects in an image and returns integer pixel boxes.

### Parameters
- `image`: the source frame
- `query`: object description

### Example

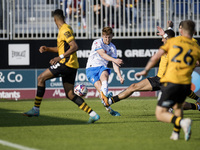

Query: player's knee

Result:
[37,74,45,83]
[66,92,75,100]
[155,107,164,121]
[128,83,137,92]
[155,111,161,121]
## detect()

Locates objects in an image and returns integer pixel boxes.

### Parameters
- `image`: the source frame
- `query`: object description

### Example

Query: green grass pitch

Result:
[0,97,199,150]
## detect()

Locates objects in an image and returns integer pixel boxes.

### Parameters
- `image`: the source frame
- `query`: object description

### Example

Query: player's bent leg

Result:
[94,81,120,116]
[23,69,54,117]
[173,103,183,117]
[101,79,153,107]
[155,106,173,123]
[156,105,183,140]
[72,94,100,123]
[118,78,153,100]
[64,82,100,123]
[37,68,55,86]
[183,102,200,110]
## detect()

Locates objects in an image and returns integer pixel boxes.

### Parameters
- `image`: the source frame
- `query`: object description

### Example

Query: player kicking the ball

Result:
[101,22,200,113]
[86,26,124,116]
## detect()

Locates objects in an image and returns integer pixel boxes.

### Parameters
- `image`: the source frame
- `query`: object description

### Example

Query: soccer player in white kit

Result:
[86,27,124,116]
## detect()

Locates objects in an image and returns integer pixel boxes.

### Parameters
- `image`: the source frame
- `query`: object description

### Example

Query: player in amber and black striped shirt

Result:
[136,20,200,141]
[23,9,100,123]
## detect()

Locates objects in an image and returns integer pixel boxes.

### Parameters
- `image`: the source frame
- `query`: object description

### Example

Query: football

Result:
[74,84,88,97]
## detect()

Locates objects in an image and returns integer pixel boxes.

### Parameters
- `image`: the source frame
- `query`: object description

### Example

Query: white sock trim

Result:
[33,106,39,111]
[89,111,97,117]
[101,80,108,95]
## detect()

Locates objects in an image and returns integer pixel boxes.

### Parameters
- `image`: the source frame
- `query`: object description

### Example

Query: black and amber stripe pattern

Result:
[171,115,182,128]
[79,102,92,114]
[111,97,116,103]
[34,96,43,108]
[192,103,198,110]
[173,126,181,133]
[188,91,199,100]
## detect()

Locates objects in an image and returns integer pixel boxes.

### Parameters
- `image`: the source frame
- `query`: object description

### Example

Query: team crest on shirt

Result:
[64,31,72,38]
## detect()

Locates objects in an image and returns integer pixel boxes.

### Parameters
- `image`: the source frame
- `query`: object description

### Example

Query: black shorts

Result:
[49,63,77,85]
[158,82,191,108]
[147,76,161,91]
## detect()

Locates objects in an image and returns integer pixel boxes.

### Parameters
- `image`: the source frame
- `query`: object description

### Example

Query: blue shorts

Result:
[86,66,111,85]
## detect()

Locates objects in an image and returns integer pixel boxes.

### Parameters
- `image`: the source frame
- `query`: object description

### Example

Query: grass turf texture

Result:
[0,98,199,150]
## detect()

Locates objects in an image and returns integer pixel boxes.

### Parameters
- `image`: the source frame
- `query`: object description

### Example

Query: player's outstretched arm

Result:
[113,58,124,67]
[135,49,165,77]
[39,46,58,53]
[97,49,123,67]
[112,62,124,84]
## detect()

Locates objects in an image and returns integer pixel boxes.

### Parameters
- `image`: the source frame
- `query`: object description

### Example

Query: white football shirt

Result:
[86,38,117,68]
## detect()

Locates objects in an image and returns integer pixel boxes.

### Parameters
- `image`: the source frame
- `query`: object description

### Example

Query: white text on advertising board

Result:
[0,91,20,99]
[76,49,158,58]
[0,72,23,83]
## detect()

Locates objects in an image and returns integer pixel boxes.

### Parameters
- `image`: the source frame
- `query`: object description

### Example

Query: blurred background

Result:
[1,0,200,39]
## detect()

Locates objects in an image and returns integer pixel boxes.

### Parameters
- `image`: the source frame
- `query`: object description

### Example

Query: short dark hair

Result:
[102,26,113,35]
[164,29,175,39]
[179,21,183,28]
[181,20,195,36]
[53,9,65,20]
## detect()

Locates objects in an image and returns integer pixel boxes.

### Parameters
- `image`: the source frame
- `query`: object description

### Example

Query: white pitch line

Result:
[0,139,39,150]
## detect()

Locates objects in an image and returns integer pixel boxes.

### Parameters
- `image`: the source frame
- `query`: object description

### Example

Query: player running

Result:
[23,9,100,123]
[135,20,200,141]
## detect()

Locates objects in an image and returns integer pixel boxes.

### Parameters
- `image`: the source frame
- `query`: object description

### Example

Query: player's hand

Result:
[114,58,124,67]
[49,57,61,65]
[157,26,165,36]
[39,46,48,53]
[135,70,148,77]
[119,77,124,84]
[167,21,173,29]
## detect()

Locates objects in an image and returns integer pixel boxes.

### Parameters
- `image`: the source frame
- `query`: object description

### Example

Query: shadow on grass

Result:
[0,108,88,127]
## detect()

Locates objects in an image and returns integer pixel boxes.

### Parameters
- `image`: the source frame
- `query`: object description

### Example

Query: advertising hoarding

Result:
[0,68,157,100]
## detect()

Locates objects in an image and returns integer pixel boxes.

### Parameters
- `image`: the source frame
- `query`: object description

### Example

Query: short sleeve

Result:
[93,40,102,51]
[63,29,75,43]
[159,40,170,52]
[111,45,117,58]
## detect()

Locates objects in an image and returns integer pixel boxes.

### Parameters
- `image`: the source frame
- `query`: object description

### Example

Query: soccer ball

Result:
[74,84,88,97]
